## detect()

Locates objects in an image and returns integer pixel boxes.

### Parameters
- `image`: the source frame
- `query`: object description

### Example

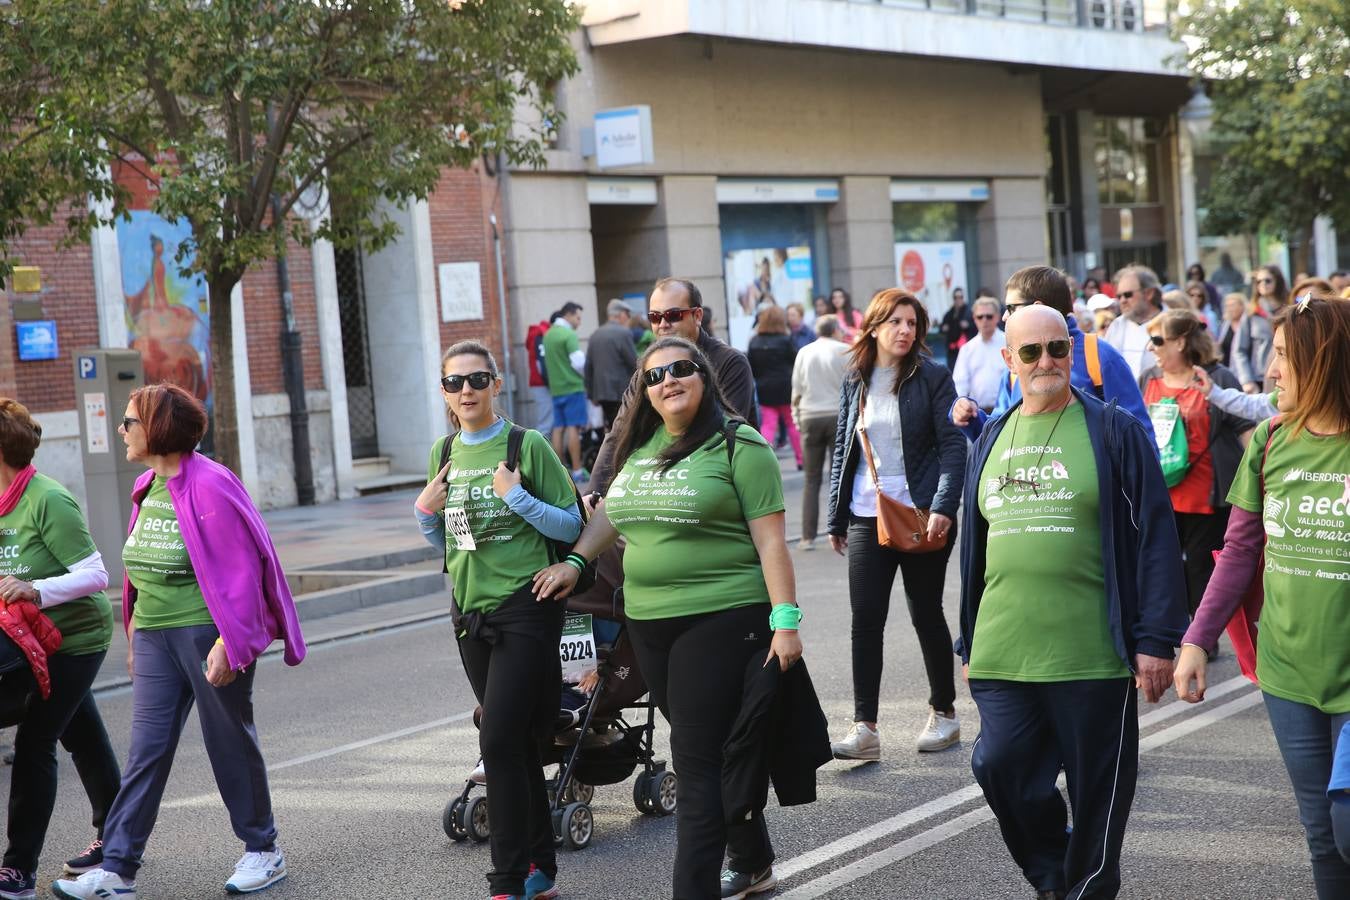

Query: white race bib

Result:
[559,613,596,684]
[444,484,477,551]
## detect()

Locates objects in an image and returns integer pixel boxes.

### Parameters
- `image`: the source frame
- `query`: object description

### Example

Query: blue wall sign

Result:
[16,320,59,361]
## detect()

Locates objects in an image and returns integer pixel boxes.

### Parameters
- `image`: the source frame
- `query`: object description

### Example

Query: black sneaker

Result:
[720,866,776,899]
[0,866,35,900]
[63,840,103,876]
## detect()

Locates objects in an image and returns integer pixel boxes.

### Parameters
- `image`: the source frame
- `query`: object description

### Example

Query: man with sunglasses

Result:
[956,305,1187,900]
[1104,264,1165,380]
[588,277,758,496]
[950,266,1153,446]
[951,297,1006,413]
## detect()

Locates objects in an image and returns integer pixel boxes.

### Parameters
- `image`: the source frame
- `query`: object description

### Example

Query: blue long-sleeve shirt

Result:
[415,418,582,548]
[950,315,1156,447]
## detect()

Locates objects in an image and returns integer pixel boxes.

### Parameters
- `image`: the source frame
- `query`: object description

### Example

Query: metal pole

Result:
[265,105,315,505]
[491,212,515,421]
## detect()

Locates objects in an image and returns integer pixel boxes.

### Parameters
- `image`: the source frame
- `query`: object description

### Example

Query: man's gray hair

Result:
[815,314,839,338]
[1115,264,1162,307]
[972,297,1000,316]
[606,298,632,318]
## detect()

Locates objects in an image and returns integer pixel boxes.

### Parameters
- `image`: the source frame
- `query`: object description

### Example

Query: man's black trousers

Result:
[970,677,1138,900]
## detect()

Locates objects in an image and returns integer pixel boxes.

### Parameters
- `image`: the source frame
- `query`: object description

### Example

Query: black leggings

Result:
[628,604,774,900]
[1175,508,1230,617]
[846,515,958,722]
[458,614,563,897]
[5,650,120,871]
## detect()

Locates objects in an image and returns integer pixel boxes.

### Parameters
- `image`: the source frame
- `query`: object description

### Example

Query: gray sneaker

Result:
[720,866,776,899]
[915,708,960,752]
[830,722,880,761]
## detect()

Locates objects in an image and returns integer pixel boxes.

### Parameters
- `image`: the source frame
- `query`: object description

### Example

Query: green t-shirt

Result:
[0,474,112,656]
[429,424,579,615]
[124,477,213,631]
[1229,419,1350,713]
[969,402,1129,681]
[542,322,585,397]
[604,423,785,621]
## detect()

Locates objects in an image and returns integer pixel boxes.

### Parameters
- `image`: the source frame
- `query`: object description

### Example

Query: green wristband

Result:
[563,556,585,573]
[769,604,802,631]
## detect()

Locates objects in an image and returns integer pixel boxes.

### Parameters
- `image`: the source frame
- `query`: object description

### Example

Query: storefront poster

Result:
[894,242,968,328]
[117,210,212,408]
[723,246,814,350]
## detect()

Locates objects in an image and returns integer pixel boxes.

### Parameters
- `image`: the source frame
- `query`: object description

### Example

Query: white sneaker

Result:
[50,868,136,900]
[915,708,961,752]
[225,849,286,894]
[469,759,487,784]
[830,722,881,760]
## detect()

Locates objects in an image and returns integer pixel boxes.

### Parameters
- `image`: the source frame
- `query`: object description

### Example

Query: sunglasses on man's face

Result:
[1015,339,1072,364]
[642,358,703,387]
[1117,290,1137,301]
[974,314,996,321]
[648,307,695,325]
[441,371,494,393]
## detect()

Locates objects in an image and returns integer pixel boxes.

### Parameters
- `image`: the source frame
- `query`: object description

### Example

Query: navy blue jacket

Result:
[956,387,1188,669]
[828,357,966,535]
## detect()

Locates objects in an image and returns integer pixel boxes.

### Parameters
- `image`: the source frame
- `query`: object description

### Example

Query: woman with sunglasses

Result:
[827,288,966,760]
[534,337,802,899]
[0,399,120,900]
[1175,295,1350,897]
[1185,280,1220,333]
[413,340,581,900]
[55,383,305,900]
[1138,310,1254,618]
[1234,264,1289,394]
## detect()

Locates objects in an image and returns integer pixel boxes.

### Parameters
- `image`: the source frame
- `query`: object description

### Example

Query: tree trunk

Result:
[208,273,243,475]
[1291,222,1314,281]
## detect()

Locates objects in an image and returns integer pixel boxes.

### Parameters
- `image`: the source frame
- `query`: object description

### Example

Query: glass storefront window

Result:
[1096,116,1160,206]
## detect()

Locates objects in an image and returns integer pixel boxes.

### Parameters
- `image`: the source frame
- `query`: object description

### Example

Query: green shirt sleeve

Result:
[521,429,580,512]
[36,487,100,566]
[1226,418,1270,513]
[730,424,786,521]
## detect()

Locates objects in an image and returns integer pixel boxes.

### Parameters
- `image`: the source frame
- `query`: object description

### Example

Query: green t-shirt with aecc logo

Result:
[542,322,585,397]
[968,402,1129,682]
[428,424,579,615]
[604,422,785,621]
[1229,419,1350,713]
[124,477,214,631]
[0,474,113,656]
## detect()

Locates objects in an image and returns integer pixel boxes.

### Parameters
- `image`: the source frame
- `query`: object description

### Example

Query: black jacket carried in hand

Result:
[721,656,831,825]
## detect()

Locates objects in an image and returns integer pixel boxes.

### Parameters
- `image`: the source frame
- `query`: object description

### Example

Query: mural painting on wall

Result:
[114,156,212,410]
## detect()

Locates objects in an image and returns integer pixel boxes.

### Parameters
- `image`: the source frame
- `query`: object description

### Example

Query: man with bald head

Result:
[956,306,1187,899]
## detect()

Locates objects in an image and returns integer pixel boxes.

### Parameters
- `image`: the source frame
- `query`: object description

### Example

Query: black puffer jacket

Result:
[828,356,966,534]
[747,334,797,407]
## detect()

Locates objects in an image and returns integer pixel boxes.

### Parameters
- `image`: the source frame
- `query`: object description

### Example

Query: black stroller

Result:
[442,545,676,850]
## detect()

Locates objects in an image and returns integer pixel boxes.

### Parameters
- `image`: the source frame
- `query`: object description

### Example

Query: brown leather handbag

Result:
[856,392,948,554]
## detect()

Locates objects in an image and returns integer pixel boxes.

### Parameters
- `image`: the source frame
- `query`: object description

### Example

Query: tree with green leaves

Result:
[0,0,579,473]
[1178,0,1350,276]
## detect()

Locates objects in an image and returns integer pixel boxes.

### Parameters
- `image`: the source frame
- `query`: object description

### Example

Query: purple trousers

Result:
[102,624,276,879]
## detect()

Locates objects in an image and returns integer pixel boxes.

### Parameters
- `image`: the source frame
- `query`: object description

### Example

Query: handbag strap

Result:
[856,388,884,493]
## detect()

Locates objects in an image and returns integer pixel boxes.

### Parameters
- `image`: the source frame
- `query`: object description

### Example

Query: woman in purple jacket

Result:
[54,384,306,900]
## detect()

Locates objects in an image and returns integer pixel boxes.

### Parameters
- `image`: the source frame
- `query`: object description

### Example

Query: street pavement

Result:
[5,449,1321,898]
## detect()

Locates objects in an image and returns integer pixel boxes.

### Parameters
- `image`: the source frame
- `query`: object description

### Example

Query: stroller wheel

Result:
[633,772,655,814]
[566,781,595,805]
[443,797,469,842]
[560,801,593,850]
[650,771,677,816]
[466,794,491,842]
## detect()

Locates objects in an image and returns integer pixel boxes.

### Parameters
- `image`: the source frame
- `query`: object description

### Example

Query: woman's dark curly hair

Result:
[606,337,739,475]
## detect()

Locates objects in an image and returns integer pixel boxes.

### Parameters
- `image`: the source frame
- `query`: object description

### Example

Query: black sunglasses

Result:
[1117,290,1137,301]
[1149,335,1168,347]
[441,371,494,393]
[642,358,703,387]
[121,416,141,431]
[974,314,996,321]
[1015,339,1072,364]
[648,308,696,325]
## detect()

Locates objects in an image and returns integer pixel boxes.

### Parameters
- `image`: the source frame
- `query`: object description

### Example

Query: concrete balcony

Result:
[582,0,1186,79]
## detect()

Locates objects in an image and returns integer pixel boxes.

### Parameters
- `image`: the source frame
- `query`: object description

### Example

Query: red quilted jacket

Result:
[0,602,63,699]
